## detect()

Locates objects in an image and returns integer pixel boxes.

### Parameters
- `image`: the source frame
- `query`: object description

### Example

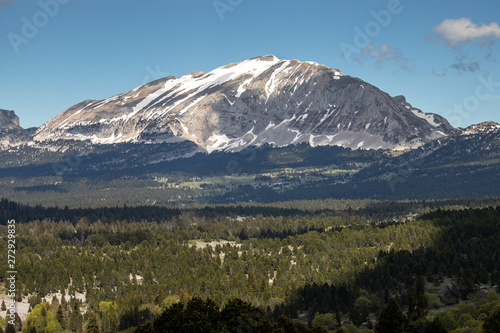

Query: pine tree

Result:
[247,270,257,294]
[407,290,417,321]
[5,324,15,333]
[374,298,408,333]
[424,317,447,333]
[416,292,428,318]
[84,312,100,333]
[56,305,65,329]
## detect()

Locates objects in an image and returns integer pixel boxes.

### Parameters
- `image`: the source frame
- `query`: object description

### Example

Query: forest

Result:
[2,127,500,208]
[1,198,500,332]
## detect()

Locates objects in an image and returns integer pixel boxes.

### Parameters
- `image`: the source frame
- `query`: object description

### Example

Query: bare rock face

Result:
[0,109,21,131]
[0,109,31,150]
[33,55,456,152]
[460,121,500,135]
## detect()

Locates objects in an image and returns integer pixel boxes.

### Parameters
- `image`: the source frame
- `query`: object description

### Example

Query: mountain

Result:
[323,121,500,199]
[0,121,498,206]
[393,95,452,134]
[33,55,455,152]
[0,109,21,131]
[460,121,500,135]
[0,109,35,150]
[203,121,500,203]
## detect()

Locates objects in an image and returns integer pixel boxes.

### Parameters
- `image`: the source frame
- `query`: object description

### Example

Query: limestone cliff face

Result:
[0,109,21,131]
[0,109,31,150]
[33,55,455,152]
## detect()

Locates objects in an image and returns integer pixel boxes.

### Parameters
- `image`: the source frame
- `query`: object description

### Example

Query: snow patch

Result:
[206,133,232,153]
[265,61,290,102]
[179,94,207,114]
[410,109,441,127]
[265,122,276,130]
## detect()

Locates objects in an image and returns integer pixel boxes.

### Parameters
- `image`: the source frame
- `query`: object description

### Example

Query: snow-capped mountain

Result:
[460,121,500,135]
[33,55,454,152]
[393,96,453,134]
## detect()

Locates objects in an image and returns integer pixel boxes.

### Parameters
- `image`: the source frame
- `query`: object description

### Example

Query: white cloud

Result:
[355,43,414,71]
[432,18,500,46]
[429,18,500,75]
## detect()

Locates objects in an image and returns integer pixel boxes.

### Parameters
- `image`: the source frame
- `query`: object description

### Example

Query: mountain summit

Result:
[0,109,21,131]
[34,55,454,151]
[0,109,33,150]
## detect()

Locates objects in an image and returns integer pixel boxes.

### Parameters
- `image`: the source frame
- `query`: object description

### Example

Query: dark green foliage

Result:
[146,298,308,333]
[483,308,500,333]
[220,298,271,332]
[2,129,500,206]
[312,326,329,333]
[3,199,500,332]
[135,323,154,333]
[312,312,338,331]
[424,317,447,333]
[273,316,300,333]
[154,298,220,333]
[56,305,64,328]
[374,298,408,333]
[84,312,100,333]
[407,290,417,321]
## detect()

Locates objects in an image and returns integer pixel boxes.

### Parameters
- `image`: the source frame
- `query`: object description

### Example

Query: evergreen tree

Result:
[220,298,271,332]
[274,316,299,333]
[416,292,428,318]
[5,324,15,333]
[374,298,408,333]
[247,270,257,294]
[84,312,100,333]
[407,290,417,321]
[424,317,447,333]
[56,305,65,329]
[69,301,83,333]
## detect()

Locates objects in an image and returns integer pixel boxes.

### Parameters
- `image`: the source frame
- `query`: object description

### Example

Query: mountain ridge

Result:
[0,109,21,131]
[28,55,454,152]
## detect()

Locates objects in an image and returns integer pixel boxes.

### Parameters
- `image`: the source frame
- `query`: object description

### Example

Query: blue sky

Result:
[1,0,499,129]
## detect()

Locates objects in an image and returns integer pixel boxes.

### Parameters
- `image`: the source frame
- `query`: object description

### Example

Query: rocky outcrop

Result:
[0,109,21,131]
